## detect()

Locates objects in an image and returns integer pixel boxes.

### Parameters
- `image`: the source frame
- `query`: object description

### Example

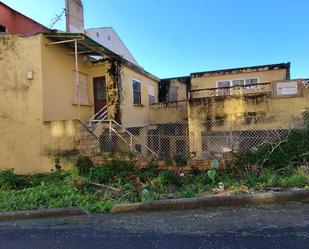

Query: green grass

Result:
[0,162,308,213]
[0,174,121,213]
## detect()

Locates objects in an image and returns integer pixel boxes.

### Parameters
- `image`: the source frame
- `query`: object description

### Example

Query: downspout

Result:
[74,39,81,120]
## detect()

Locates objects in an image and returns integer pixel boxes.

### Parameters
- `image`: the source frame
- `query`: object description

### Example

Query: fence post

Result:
[109,120,112,139]
[130,135,133,151]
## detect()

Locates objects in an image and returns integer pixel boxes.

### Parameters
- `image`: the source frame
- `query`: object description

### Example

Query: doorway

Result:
[93,77,106,114]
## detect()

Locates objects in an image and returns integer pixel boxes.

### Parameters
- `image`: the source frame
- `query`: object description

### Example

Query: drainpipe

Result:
[74,39,81,120]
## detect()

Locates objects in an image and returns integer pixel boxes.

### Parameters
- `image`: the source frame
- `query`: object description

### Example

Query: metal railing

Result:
[150,100,188,109]
[190,82,272,99]
[87,105,108,130]
[106,119,158,159]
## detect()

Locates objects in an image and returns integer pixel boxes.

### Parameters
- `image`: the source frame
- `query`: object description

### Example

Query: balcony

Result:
[190,82,272,99]
[149,100,188,123]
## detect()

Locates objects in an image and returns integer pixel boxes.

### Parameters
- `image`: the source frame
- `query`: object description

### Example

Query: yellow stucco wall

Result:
[0,34,83,174]
[120,65,159,127]
[0,34,45,174]
[149,102,188,124]
[0,34,160,174]
[169,78,187,101]
[188,87,309,158]
[42,36,95,122]
[191,69,287,90]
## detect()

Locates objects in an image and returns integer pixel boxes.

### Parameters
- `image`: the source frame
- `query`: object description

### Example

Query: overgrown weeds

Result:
[0,146,308,213]
[233,129,309,175]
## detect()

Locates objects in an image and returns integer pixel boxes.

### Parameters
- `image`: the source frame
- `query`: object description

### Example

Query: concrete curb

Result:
[111,190,309,213]
[0,207,88,222]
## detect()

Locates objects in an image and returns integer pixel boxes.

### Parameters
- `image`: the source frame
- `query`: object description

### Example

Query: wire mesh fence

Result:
[200,111,308,160]
[76,111,309,162]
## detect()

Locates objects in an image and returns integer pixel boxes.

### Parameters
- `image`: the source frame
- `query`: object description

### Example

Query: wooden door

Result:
[93,77,106,114]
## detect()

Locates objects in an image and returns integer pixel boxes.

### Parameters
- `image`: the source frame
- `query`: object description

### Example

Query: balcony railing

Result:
[150,100,188,109]
[190,82,272,99]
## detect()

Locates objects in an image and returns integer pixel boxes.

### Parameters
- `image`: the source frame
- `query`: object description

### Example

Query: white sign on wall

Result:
[276,81,298,96]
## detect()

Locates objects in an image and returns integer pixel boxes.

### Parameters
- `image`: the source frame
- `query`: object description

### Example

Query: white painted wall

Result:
[86,27,138,65]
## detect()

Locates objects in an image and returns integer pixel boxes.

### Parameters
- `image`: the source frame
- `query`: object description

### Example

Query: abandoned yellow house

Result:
[0,32,160,174]
[1,28,309,175]
[1,31,309,174]
[1,0,309,174]
[149,63,309,159]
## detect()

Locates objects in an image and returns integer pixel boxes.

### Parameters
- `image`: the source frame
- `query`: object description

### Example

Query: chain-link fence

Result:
[199,111,308,160]
[76,111,308,162]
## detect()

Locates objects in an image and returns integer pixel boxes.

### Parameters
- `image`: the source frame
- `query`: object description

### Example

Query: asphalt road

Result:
[0,203,308,249]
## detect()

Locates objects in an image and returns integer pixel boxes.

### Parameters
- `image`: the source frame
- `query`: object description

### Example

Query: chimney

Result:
[65,0,84,33]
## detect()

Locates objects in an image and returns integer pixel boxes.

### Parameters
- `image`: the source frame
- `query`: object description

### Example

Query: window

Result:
[148,84,155,105]
[232,79,244,87]
[244,78,258,89]
[217,78,259,95]
[0,25,6,33]
[217,80,230,96]
[132,79,141,105]
[95,78,106,100]
[72,71,89,105]
[168,85,178,102]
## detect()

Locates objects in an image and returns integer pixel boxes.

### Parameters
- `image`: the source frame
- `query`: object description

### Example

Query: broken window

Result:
[0,25,6,32]
[133,79,141,105]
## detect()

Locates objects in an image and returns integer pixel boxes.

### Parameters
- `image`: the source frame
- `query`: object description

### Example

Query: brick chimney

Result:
[65,0,84,33]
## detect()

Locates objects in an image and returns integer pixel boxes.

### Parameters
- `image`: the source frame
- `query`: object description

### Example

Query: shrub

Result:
[139,161,159,182]
[156,171,180,186]
[28,171,71,187]
[89,166,114,184]
[0,169,26,190]
[174,154,188,168]
[75,156,94,176]
[234,129,309,172]
[109,160,136,179]
[179,186,196,198]
[179,183,206,198]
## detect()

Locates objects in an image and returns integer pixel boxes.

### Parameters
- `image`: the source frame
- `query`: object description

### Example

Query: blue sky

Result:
[2,0,308,79]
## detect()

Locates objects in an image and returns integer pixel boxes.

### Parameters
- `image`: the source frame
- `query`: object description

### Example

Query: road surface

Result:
[0,203,308,249]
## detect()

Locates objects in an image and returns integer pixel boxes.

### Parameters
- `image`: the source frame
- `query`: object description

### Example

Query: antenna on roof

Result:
[49,8,66,29]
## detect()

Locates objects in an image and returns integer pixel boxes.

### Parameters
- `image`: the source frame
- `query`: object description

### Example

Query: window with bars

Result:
[132,79,141,105]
